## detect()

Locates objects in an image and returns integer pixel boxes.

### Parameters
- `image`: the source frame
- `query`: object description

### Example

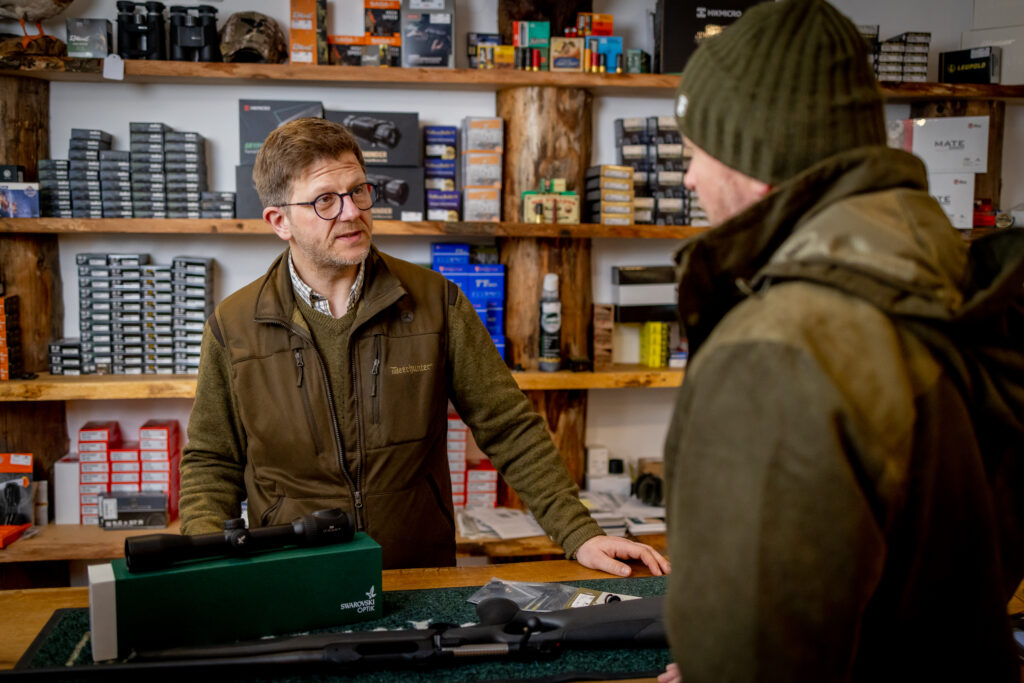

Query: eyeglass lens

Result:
[312,183,376,220]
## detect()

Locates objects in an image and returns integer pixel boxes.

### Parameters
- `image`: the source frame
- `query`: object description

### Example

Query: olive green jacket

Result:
[665,146,1024,682]
[180,246,602,569]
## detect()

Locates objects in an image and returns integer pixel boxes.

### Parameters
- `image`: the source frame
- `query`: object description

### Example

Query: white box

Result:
[465,492,497,508]
[903,116,989,174]
[586,446,610,477]
[54,456,81,524]
[79,451,109,463]
[928,173,975,229]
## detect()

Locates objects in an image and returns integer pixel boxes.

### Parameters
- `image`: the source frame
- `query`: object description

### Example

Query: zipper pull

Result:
[353,490,364,509]
[294,350,304,387]
[370,358,380,397]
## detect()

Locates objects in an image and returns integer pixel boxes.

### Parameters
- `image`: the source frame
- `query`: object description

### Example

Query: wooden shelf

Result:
[0,217,707,240]
[0,57,678,94]
[3,57,1023,100]
[0,366,683,401]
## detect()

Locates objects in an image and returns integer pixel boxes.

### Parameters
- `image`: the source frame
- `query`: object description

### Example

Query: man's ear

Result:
[264,205,291,242]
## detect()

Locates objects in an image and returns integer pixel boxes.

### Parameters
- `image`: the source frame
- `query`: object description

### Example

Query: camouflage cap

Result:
[219,12,287,64]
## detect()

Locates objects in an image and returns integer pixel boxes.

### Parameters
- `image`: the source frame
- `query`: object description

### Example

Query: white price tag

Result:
[102,54,125,81]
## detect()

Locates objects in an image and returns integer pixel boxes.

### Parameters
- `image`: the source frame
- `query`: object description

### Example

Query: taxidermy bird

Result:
[0,0,76,50]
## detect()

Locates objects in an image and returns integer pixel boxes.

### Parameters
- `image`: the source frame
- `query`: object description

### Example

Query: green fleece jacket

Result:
[180,246,602,568]
[665,146,1024,682]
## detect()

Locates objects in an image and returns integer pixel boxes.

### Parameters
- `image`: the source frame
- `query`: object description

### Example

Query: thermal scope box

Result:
[325,110,420,167]
[238,100,325,163]
[88,532,383,661]
[365,166,425,221]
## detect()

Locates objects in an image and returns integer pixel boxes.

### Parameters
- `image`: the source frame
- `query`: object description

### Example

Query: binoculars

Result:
[169,5,222,62]
[117,1,167,61]
[116,2,221,62]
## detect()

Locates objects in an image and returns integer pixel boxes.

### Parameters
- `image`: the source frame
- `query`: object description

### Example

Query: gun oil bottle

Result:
[539,273,562,372]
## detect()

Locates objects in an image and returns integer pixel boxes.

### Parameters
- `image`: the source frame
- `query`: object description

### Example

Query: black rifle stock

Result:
[3,595,666,678]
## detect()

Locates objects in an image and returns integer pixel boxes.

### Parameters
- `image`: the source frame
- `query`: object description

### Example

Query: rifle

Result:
[5,594,666,679]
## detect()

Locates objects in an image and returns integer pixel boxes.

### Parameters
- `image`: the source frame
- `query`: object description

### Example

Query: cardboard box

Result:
[463,187,500,222]
[365,0,401,38]
[550,37,584,72]
[88,533,383,660]
[899,115,989,174]
[238,100,324,164]
[289,0,328,65]
[325,110,420,167]
[939,46,1001,84]
[655,0,761,73]
[0,183,40,218]
[364,166,424,221]
[66,17,112,58]
[928,173,975,229]
[328,34,366,65]
[402,11,453,68]
[461,117,503,152]
[466,32,501,69]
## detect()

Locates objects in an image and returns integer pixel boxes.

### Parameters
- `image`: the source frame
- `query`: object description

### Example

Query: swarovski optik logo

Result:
[339,585,378,614]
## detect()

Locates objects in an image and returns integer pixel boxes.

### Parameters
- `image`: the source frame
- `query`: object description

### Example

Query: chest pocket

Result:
[358,331,444,449]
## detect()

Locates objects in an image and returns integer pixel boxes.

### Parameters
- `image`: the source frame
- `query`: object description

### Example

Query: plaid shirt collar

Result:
[288,251,365,318]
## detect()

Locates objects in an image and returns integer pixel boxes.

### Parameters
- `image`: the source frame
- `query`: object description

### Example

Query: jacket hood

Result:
[676,143,1024,444]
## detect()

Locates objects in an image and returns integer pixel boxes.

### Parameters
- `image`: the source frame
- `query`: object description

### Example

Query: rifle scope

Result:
[125,508,354,573]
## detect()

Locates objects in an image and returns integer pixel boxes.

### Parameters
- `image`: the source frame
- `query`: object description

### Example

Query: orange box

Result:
[0,452,32,474]
[290,0,327,65]
[577,12,613,36]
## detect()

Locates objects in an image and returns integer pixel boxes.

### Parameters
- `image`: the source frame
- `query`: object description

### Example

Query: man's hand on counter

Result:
[575,535,671,577]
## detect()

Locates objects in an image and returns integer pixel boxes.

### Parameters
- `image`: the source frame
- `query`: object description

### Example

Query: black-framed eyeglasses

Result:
[276,182,379,220]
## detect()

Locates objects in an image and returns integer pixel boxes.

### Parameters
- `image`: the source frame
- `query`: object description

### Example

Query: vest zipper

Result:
[371,335,381,425]
[294,349,323,454]
[351,346,366,518]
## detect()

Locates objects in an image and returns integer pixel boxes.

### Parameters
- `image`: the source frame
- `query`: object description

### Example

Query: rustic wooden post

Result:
[0,74,69,481]
[493,0,595,504]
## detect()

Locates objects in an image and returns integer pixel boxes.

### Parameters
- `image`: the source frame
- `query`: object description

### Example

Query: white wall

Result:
[4,0,1021,467]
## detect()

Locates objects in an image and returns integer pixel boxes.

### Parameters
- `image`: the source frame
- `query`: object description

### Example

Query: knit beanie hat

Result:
[675,0,886,185]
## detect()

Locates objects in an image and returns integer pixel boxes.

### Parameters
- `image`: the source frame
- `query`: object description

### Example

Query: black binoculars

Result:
[117,1,167,61]
[169,5,222,62]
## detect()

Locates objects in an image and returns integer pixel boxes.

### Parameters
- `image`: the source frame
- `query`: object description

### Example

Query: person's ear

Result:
[264,205,291,242]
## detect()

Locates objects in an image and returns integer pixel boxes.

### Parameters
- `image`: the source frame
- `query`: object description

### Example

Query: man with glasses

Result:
[180,117,670,575]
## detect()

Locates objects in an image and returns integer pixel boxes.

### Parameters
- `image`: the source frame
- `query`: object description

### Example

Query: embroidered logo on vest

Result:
[390,363,433,375]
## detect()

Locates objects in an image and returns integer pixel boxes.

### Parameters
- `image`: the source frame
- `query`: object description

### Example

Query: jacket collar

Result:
[253,245,406,334]
[675,145,955,352]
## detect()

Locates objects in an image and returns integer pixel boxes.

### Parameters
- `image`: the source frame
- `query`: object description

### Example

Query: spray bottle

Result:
[538,273,562,372]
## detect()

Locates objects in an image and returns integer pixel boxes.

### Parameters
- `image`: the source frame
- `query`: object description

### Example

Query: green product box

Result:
[88,532,382,661]
[626,49,651,74]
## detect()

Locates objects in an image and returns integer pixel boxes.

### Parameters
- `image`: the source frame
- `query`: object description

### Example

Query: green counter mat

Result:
[16,576,671,682]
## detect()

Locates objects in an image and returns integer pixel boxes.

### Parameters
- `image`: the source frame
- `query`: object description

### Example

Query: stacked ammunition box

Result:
[424,125,459,221]
[48,338,86,376]
[647,116,686,226]
[130,122,169,218]
[141,262,175,374]
[72,252,213,375]
[100,146,133,218]
[69,129,112,219]
[171,256,213,375]
[165,130,209,218]
[0,296,23,381]
[38,159,71,218]
[585,165,633,225]
[871,30,931,83]
[200,191,236,219]
[461,117,503,222]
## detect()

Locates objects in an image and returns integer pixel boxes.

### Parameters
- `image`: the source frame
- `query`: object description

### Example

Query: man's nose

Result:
[338,195,363,222]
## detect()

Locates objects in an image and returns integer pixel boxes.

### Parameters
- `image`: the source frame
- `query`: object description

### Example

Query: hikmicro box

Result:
[365,166,424,221]
[88,532,383,660]
[325,110,420,167]
[66,18,113,58]
[402,9,454,68]
[238,100,324,163]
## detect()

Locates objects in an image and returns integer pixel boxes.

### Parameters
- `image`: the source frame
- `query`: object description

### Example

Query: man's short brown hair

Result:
[253,117,366,208]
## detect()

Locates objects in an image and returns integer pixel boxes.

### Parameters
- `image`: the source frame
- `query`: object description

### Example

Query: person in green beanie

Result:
[179,117,670,577]
[659,0,1024,681]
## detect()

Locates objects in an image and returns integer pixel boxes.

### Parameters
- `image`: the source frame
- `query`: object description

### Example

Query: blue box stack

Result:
[430,243,505,360]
